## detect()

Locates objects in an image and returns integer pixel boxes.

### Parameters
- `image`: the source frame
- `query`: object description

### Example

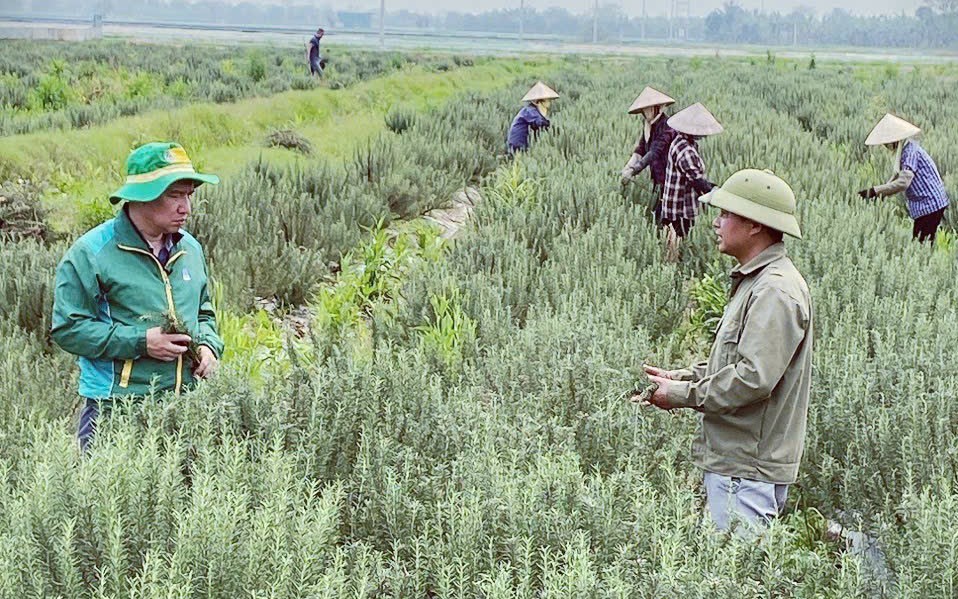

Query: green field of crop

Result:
[1,39,957,597]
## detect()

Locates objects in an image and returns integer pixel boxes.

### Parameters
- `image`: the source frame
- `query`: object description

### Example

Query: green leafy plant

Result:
[247,51,268,83]
[32,72,73,110]
[415,288,476,367]
[385,105,417,134]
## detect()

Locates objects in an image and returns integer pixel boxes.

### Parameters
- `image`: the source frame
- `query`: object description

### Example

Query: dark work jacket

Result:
[507,104,550,151]
[632,116,676,189]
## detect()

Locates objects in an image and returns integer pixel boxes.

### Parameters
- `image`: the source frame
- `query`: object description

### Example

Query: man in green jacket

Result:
[52,142,224,450]
[639,169,812,533]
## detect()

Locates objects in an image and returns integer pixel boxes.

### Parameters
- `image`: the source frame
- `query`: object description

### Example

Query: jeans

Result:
[704,471,788,533]
[77,397,104,452]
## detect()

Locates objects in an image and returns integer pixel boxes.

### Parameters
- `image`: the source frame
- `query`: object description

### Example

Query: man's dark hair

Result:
[767,227,784,243]
[316,28,325,35]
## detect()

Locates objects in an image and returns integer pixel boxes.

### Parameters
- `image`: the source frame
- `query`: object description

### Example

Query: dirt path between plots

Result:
[424,187,482,240]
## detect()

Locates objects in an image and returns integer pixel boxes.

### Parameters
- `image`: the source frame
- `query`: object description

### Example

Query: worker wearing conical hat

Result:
[621,87,677,194]
[659,103,723,260]
[506,81,558,154]
[859,114,950,243]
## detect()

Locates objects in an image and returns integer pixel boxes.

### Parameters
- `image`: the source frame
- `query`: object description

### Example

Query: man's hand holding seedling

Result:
[146,327,217,378]
[146,326,191,361]
[635,364,676,410]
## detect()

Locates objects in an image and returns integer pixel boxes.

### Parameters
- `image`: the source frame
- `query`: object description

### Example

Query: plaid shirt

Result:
[661,134,707,221]
[901,141,950,219]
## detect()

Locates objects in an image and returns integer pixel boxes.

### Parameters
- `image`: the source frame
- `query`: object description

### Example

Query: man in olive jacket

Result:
[640,169,812,533]
[52,142,224,450]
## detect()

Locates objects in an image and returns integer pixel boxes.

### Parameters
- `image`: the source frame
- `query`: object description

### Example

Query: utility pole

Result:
[669,0,675,42]
[641,0,646,40]
[379,0,385,49]
[672,0,690,41]
[93,0,104,39]
[592,0,598,44]
[519,0,524,47]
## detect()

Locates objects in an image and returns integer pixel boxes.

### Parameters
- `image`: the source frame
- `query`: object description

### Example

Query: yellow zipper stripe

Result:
[175,355,183,395]
[166,251,186,267]
[117,244,186,397]
[164,281,175,312]
[119,359,133,388]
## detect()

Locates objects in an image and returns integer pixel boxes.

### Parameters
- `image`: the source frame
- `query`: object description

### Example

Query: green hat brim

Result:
[109,172,219,205]
[700,187,802,239]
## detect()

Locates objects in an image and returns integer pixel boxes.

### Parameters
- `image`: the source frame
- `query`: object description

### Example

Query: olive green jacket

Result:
[666,243,813,484]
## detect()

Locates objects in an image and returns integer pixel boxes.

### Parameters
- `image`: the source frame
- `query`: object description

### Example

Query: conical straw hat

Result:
[667,103,724,136]
[865,113,920,146]
[521,81,559,103]
[628,86,676,114]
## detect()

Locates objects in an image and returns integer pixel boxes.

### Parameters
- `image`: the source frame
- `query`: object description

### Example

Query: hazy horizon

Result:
[321,0,922,18]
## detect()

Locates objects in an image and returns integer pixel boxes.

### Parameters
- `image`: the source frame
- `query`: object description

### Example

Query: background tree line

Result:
[4,0,957,48]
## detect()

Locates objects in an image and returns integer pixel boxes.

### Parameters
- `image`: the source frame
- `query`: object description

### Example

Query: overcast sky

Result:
[333,0,922,17]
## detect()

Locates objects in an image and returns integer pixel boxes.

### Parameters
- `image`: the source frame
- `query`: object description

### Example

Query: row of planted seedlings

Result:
[0,39,479,136]
[522,58,958,595]
[0,66,581,597]
[3,56,958,596]
[306,56,958,595]
[734,61,958,225]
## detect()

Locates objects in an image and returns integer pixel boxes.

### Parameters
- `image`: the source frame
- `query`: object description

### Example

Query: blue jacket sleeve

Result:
[524,106,550,129]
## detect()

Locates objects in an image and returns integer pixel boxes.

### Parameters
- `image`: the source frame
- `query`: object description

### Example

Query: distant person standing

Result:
[307,28,326,76]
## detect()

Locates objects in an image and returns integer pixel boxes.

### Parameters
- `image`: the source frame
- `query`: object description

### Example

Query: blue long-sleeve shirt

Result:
[507,104,550,151]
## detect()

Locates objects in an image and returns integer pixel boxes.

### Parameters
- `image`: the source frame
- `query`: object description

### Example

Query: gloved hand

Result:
[620,167,634,186]
[858,187,877,199]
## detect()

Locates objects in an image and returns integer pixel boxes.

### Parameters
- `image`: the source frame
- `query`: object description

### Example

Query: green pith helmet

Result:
[700,169,802,239]
[109,142,219,205]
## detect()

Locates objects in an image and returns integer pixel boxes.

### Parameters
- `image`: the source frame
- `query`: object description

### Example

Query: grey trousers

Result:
[704,471,789,533]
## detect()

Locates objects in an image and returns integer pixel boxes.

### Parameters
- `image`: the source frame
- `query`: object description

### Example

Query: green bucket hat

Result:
[700,169,802,239]
[109,142,219,205]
